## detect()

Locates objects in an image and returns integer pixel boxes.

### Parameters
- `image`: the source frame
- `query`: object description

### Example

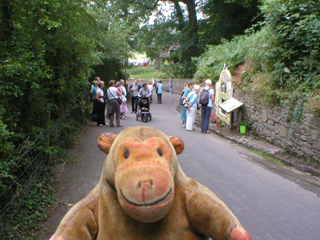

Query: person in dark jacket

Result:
[95,81,106,126]
[128,78,142,113]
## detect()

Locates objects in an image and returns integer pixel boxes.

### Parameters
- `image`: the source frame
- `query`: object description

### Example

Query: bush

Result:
[194,0,320,118]
[262,0,320,90]
[194,28,271,84]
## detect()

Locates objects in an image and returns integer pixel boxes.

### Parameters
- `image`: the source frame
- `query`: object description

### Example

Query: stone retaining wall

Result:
[233,90,320,162]
[127,78,193,94]
[127,78,320,162]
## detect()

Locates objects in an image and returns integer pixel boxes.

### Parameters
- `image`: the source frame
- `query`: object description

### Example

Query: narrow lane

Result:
[41,91,320,240]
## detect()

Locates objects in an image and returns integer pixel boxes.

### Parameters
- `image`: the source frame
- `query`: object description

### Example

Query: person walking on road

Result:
[156,80,163,104]
[186,85,200,131]
[117,80,128,119]
[169,77,173,94]
[106,80,123,127]
[147,81,154,103]
[95,81,106,127]
[152,76,156,88]
[128,78,142,113]
[200,79,215,134]
[180,82,194,127]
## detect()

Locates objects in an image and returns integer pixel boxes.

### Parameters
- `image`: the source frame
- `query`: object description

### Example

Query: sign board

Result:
[220,92,227,100]
[219,97,243,114]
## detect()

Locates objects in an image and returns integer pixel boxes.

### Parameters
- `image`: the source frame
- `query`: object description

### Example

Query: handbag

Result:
[183,98,190,108]
[117,98,123,105]
[183,92,196,109]
[179,97,184,105]
[108,89,123,105]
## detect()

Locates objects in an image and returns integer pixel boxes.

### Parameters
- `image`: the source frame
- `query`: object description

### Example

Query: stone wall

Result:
[126,78,320,162]
[233,90,320,162]
[127,78,193,94]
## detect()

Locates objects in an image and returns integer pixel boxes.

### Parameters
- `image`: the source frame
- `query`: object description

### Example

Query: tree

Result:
[199,0,263,46]
[0,0,134,237]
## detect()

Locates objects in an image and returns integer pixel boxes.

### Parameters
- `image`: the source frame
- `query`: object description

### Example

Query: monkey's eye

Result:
[157,149,163,157]
[124,150,129,159]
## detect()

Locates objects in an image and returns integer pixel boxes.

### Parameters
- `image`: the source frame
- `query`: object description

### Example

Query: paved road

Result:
[41,92,320,240]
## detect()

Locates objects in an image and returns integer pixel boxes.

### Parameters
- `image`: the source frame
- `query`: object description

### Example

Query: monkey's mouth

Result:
[120,188,172,207]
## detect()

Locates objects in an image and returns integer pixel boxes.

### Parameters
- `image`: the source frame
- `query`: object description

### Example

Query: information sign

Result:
[219,97,243,114]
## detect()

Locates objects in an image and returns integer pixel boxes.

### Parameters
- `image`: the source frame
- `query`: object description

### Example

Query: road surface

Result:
[40,92,320,240]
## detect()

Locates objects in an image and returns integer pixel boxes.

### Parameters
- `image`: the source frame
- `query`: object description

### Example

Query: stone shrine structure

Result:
[215,67,234,126]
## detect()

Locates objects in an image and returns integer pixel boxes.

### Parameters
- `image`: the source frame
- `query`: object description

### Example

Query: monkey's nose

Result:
[138,180,153,188]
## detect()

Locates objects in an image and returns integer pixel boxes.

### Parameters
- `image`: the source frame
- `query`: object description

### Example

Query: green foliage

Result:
[239,121,248,126]
[194,28,271,83]
[249,148,285,166]
[210,113,226,127]
[262,0,320,90]
[160,61,195,79]
[1,171,57,240]
[261,0,320,118]
[0,0,130,238]
[137,22,178,61]
[199,0,263,46]
[305,92,320,115]
[0,107,84,239]
[127,65,165,79]
[0,114,14,160]
[195,0,320,119]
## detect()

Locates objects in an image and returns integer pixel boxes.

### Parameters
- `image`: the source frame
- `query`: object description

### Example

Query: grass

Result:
[127,65,167,79]
[248,148,285,166]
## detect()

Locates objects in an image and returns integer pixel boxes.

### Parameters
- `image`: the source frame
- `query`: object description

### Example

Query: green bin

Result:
[239,125,246,134]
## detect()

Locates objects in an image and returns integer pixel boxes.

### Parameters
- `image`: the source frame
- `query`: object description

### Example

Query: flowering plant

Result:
[210,114,226,127]
[239,121,248,126]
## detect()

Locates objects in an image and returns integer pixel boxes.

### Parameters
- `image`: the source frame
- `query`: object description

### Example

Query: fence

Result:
[0,107,86,238]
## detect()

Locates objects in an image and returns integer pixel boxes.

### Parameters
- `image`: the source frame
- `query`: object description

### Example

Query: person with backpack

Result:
[156,80,164,104]
[199,79,215,133]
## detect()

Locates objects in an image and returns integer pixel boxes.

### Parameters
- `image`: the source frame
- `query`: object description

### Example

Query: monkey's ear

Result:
[97,132,117,154]
[169,136,184,155]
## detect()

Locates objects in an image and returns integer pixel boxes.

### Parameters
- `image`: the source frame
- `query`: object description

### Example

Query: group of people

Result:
[128,77,165,113]
[91,76,214,132]
[180,79,215,133]
[91,77,127,127]
[90,76,168,127]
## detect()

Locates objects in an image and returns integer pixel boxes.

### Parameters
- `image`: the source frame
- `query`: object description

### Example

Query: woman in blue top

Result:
[156,80,164,104]
[91,81,98,121]
[186,85,200,131]
[180,82,194,127]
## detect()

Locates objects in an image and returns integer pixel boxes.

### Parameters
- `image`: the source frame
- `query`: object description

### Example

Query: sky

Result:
[148,1,206,24]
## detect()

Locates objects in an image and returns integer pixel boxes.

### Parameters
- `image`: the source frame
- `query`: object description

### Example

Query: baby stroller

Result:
[136,96,152,123]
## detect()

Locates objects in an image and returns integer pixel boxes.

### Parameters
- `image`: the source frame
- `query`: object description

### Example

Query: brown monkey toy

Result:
[51,126,251,240]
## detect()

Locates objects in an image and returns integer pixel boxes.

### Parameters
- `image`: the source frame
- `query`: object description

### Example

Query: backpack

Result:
[199,89,210,105]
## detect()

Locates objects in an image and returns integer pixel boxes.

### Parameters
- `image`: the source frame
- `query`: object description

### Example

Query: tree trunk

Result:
[155,57,160,71]
[170,0,199,62]
[172,0,185,31]
[184,0,199,57]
